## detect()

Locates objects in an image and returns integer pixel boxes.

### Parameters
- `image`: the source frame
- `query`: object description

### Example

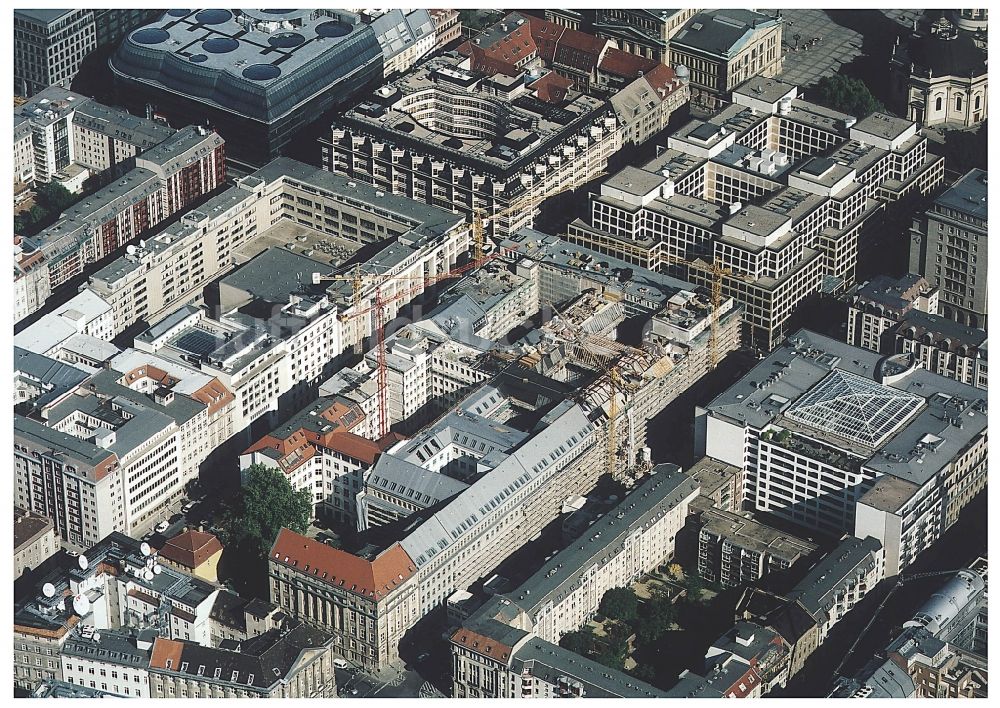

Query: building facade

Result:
[908,168,988,329]
[846,273,938,352]
[595,9,698,63]
[14,10,97,98]
[15,507,58,579]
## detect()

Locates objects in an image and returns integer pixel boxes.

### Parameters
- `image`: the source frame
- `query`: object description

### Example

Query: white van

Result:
[333,658,350,669]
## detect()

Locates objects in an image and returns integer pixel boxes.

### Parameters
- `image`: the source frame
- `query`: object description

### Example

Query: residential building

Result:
[666,621,791,697]
[208,594,285,648]
[14,10,97,97]
[455,466,697,646]
[157,531,225,584]
[846,273,938,352]
[270,381,608,669]
[829,656,917,698]
[697,329,987,576]
[891,311,987,389]
[669,10,783,110]
[110,10,384,167]
[14,237,52,323]
[429,10,462,51]
[14,532,219,691]
[15,352,235,543]
[31,679,126,698]
[886,626,986,698]
[595,9,699,63]
[566,77,944,349]
[15,127,226,322]
[368,10,437,78]
[692,499,818,588]
[908,168,988,328]
[14,289,116,368]
[59,626,153,698]
[324,13,690,238]
[889,13,987,128]
[15,507,58,579]
[736,588,821,681]
[14,347,90,414]
[785,536,885,641]
[147,621,338,698]
[685,456,744,513]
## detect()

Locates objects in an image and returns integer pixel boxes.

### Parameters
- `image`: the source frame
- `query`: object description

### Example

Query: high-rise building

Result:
[14,10,97,98]
[909,168,988,329]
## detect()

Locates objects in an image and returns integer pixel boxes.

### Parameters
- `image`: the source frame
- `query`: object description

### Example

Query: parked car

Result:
[181,501,196,514]
[155,521,170,533]
[66,550,79,557]
[333,658,350,669]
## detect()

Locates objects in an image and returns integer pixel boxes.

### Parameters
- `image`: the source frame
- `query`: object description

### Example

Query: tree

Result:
[599,587,639,623]
[218,464,311,558]
[667,563,683,580]
[637,594,676,644]
[559,629,593,655]
[683,572,705,600]
[812,75,885,118]
[35,182,76,213]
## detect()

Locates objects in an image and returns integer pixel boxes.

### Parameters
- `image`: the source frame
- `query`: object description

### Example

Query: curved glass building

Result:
[111,10,383,166]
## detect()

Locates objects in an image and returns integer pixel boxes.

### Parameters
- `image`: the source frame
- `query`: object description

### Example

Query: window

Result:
[935,97,943,112]
[956,95,964,111]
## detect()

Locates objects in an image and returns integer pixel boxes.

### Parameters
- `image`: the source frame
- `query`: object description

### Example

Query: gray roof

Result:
[14,9,76,25]
[371,9,434,61]
[400,400,597,568]
[71,100,175,149]
[705,329,988,487]
[853,273,930,313]
[219,246,330,307]
[933,168,988,221]
[62,628,152,668]
[111,10,382,123]
[14,414,116,469]
[696,503,818,562]
[511,638,666,697]
[673,10,780,57]
[895,309,987,348]
[364,457,470,510]
[14,347,90,408]
[31,680,125,698]
[502,466,698,618]
[787,536,882,623]
[830,657,915,698]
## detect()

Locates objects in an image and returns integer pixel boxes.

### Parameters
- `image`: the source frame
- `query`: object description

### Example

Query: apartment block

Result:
[891,311,987,389]
[15,127,225,323]
[692,498,818,588]
[14,507,58,579]
[697,329,986,576]
[669,10,783,109]
[429,9,462,52]
[15,351,234,544]
[846,273,938,351]
[909,168,988,329]
[147,621,338,698]
[323,12,689,238]
[566,77,943,350]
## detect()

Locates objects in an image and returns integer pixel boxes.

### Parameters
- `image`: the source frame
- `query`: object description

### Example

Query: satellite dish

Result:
[78,555,89,571]
[143,569,154,581]
[42,583,56,598]
[72,594,91,616]
[153,564,163,575]
[140,542,151,557]
[92,632,101,643]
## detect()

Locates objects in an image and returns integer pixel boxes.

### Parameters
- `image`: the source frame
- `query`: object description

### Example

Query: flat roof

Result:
[852,112,915,141]
[672,10,779,57]
[603,165,666,197]
[934,168,988,220]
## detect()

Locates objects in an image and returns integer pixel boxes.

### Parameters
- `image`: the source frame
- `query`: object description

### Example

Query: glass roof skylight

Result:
[785,369,923,448]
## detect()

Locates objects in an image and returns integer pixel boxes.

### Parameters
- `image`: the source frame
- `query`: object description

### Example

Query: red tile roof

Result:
[270,529,416,601]
[599,48,660,80]
[450,627,513,662]
[158,530,223,569]
[642,63,680,97]
[149,637,184,669]
[530,71,573,104]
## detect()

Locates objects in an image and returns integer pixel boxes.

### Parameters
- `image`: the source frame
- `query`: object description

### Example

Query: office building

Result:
[15,351,235,544]
[270,381,610,669]
[59,627,153,698]
[147,621,338,698]
[15,507,58,579]
[111,10,384,167]
[669,10,783,110]
[567,77,944,349]
[14,532,219,691]
[241,395,394,524]
[685,456,744,513]
[845,273,938,352]
[594,10,699,62]
[697,329,986,576]
[909,168,988,328]
[14,10,97,98]
[889,13,987,128]
[324,13,689,238]
[692,499,818,588]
